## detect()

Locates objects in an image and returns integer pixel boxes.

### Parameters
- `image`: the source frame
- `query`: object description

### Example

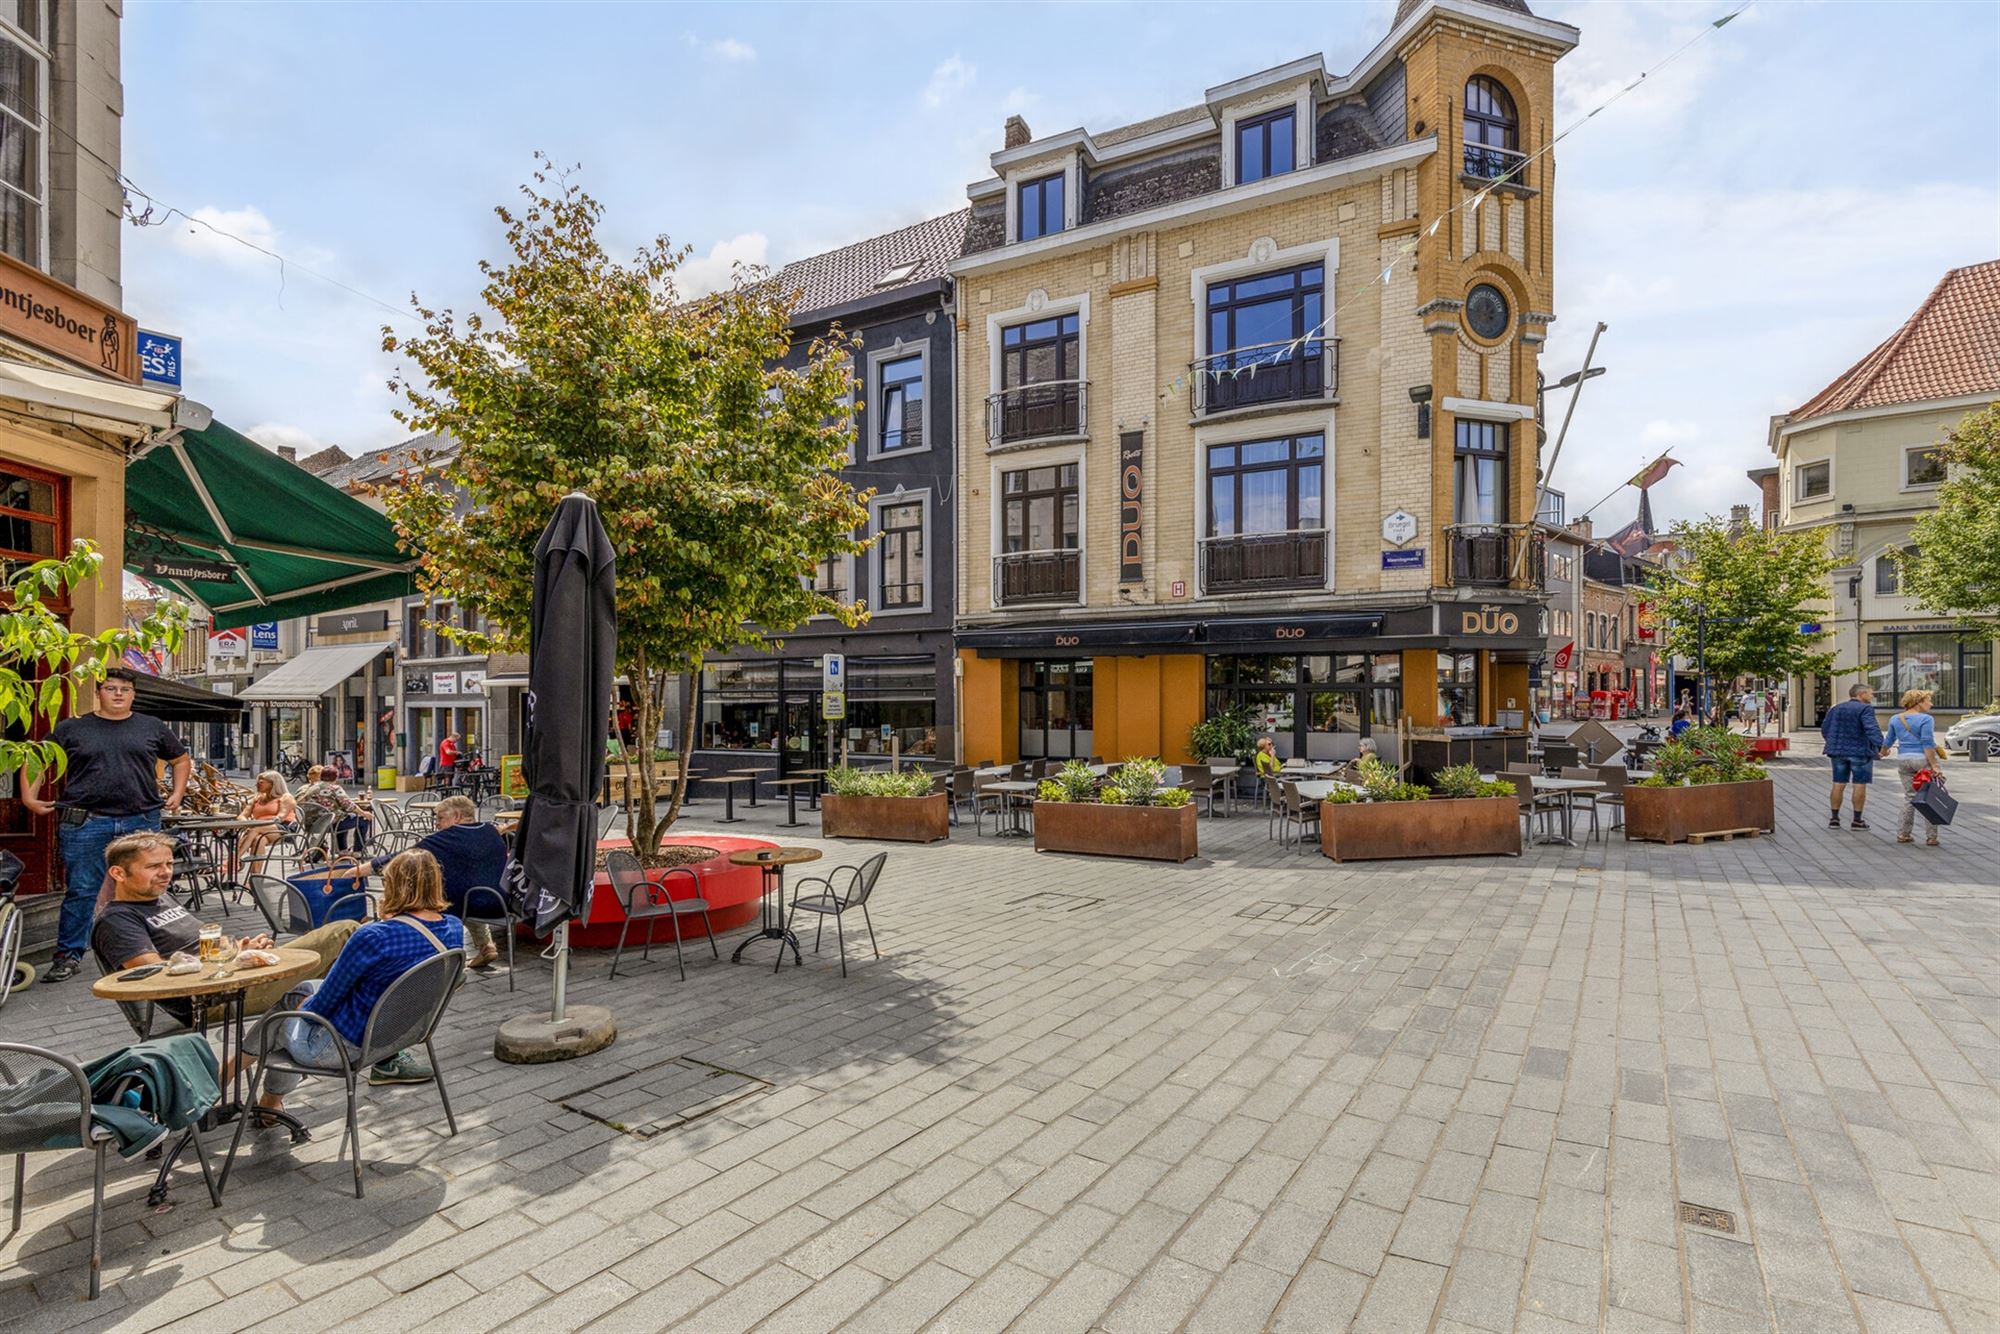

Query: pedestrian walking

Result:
[1820,682,1884,830]
[1882,689,1944,847]
[18,666,192,983]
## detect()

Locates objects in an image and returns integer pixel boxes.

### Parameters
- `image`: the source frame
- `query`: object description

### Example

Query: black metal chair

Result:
[604,854,716,982]
[460,886,520,990]
[89,947,185,1043]
[222,947,463,1200]
[780,852,886,977]
[246,873,372,939]
[0,1042,222,1299]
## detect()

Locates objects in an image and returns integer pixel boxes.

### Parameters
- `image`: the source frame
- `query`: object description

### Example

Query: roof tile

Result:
[1790,259,2000,422]
[775,210,969,320]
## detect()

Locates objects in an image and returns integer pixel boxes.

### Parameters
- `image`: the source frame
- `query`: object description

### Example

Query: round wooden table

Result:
[94,945,324,1203]
[725,847,822,966]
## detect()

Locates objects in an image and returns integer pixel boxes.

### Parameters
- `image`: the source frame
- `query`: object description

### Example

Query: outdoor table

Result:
[790,769,827,809]
[1291,779,1362,803]
[492,809,521,835]
[766,778,818,829]
[728,770,766,807]
[983,780,1041,836]
[1627,769,1655,782]
[92,945,323,1205]
[708,775,754,823]
[725,847,821,966]
[1486,773,1604,847]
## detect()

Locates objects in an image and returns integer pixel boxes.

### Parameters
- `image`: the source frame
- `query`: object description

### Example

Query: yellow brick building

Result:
[950,0,1577,770]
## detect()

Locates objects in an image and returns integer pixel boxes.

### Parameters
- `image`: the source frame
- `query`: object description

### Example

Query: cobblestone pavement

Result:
[2,740,1996,1332]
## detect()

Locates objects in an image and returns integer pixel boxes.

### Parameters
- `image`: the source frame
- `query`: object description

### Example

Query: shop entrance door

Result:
[1018,659,1094,759]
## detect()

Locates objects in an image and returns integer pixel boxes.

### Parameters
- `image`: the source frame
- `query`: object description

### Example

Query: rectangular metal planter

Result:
[1319,795,1521,862]
[821,792,950,844]
[1032,801,1198,863]
[1622,779,1774,844]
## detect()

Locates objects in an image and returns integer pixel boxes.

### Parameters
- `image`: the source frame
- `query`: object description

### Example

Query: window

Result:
[875,499,925,610]
[0,461,61,562]
[1438,651,1479,724]
[1453,420,1509,526]
[0,3,46,267]
[1906,446,1946,487]
[1796,460,1831,500]
[1206,434,1323,538]
[1202,264,1326,411]
[1235,107,1295,185]
[1206,654,1398,759]
[997,313,1082,442]
[877,353,924,453]
[1867,633,1992,711]
[1876,545,1916,596]
[1018,171,1064,242]
[1018,659,1094,759]
[1462,76,1519,181]
[875,260,920,288]
[1586,615,1595,649]
[1002,464,1079,553]
[809,552,847,604]
[699,662,780,751]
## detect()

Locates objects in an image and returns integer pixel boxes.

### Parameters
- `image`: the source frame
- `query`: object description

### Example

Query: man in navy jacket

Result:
[373,795,508,967]
[1820,683,1884,830]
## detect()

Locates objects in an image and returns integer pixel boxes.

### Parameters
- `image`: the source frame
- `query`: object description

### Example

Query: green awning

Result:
[124,420,417,630]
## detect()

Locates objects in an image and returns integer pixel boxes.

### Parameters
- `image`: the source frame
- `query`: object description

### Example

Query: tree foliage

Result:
[2,542,186,786]
[380,158,871,860]
[1902,404,2000,627]
[1647,518,1838,686]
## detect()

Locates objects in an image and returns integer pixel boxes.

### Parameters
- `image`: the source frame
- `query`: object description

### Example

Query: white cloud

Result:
[245,423,331,456]
[688,34,756,64]
[163,205,286,271]
[676,232,770,298]
[923,56,976,109]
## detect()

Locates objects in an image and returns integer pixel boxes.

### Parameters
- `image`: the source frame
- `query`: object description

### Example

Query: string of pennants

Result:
[1158,5,1751,404]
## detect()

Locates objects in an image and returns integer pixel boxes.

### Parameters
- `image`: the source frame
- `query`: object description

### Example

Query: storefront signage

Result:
[1054,634,1080,647]
[138,552,235,582]
[1119,432,1144,583]
[1553,641,1574,670]
[208,630,245,659]
[432,671,458,695]
[1798,622,1822,635]
[822,688,845,721]
[0,251,140,381]
[1381,549,1425,571]
[404,674,429,697]
[459,669,486,693]
[500,755,526,799]
[1170,580,1186,598]
[1454,604,1531,641]
[1381,510,1418,547]
[1636,600,1656,641]
[317,609,389,635]
[138,330,182,388]
[250,622,279,651]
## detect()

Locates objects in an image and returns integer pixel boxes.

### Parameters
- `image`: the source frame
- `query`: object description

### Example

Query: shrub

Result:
[1098,786,1129,804]
[1638,725,1766,788]
[1153,787,1192,808]
[1326,786,1365,804]
[1037,778,1067,803]
[1188,707,1256,764]
[1354,754,1404,802]
[1113,757,1167,806]
[1052,758,1100,804]
[1431,763,1514,800]
[824,766,935,798]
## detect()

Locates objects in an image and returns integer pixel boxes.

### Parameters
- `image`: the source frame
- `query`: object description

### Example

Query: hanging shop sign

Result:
[0,251,140,381]
[138,330,183,388]
[137,551,235,582]
[1119,432,1144,583]
[316,609,389,635]
[249,622,280,652]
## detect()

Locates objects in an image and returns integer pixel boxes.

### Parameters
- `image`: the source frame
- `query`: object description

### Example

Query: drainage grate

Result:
[1009,891,1104,912]
[1236,901,1336,927]
[1678,1202,1738,1234]
[555,1057,772,1139]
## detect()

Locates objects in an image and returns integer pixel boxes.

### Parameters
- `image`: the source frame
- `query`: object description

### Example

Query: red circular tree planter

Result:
[558,835,778,950]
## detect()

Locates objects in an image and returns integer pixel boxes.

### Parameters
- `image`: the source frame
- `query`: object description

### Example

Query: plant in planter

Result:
[1188,707,1256,766]
[1635,726,1765,788]
[1319,758,1520,862]
[1033,756,1198,862]
[1625,726,1773,843]
[821,765,947,842]
[1431,763,1517,801]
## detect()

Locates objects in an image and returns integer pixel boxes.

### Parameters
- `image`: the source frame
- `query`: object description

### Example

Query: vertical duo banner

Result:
[1119,432,1144,583]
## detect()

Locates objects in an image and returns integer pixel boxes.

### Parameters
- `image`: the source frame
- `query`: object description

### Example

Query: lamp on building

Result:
[1409,383,1432,439]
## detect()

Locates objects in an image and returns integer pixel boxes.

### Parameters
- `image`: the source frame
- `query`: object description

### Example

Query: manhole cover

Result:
[1009,891,1103,912]
[1236,901,1336,927]
[1678,1202,1737,1234]
[554,1057,772,1138]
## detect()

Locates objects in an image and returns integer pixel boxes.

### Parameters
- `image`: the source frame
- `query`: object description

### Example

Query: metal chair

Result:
[460,886,521,990]
[1592,764,1630,833]
[603,855,717,982]
[945,770,977,827]
[1279,781,1320,852]
[222,947,464,1200]
[1560,766,1606,842]
[298,804,340,864]
[88,949,183,1042]
[1506,766,1562,841]
[245,873,372,939]
[1541,742,1580,773]
[1,1042,222,1299]
[780,852,886,977]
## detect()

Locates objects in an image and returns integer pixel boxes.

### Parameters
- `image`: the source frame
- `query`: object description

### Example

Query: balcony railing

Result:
[994,549,1082,606]
[1200,529,1327,595]
[1462,143,1529,185]
[1444,523,1545,588]
[1190,338,1338,417]
[987,379,1088,446]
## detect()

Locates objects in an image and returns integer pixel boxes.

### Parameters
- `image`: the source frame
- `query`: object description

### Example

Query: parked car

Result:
[1942,711,2000,755]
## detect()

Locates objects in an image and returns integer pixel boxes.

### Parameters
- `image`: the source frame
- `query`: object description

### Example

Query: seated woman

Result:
[257,849,464,1113]
[235,769,300,873]
[296,765,375,852]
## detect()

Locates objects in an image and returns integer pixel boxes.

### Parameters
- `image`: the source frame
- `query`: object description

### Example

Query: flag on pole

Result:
[1553,642,1574,671]
[1627,452,1681,490]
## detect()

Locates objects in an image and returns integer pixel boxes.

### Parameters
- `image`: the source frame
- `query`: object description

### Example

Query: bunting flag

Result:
[1627,452,1682,490]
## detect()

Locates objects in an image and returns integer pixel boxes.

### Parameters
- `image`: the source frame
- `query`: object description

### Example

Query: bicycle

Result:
[0,848,36,1004]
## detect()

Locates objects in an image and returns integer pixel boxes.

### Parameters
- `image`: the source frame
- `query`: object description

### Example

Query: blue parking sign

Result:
[138,330,182,388]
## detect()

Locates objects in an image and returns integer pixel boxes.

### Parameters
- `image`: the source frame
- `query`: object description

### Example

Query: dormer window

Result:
[1462,76,1522,182]
[1235,108,1295,185]
[875,261,920,287]
[1018,172,1065,242]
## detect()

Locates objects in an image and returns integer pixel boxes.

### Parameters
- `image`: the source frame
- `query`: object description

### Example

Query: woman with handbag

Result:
[1882,689,1943,847]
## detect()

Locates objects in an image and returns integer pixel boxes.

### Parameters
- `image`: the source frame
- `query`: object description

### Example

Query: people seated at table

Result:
[1253,736,1282,779]
[258,849,464,1112]
[296,765,373,851]
[92,832,354,1026]
[369,794,507,970]
[234,770,300,872]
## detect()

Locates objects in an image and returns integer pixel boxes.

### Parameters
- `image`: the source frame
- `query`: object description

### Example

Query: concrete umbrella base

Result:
[494,1004,617,1064]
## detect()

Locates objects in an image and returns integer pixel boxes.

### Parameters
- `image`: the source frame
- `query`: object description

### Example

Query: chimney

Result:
[277,445,298,463]
[1003,115,1032,150]
[1568,518,1591,539]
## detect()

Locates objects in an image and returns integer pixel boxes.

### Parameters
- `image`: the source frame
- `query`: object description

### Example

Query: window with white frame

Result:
[1795,459,1831,500]
[0,2,48,268]
[1235,107,1295,185]
[1018,172,1064,242]
[1905,446,1946,488]
[808,551,849,604]
[875,498,926,611]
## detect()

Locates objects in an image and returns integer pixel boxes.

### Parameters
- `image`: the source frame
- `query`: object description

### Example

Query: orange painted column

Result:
[1402,649,1440,726]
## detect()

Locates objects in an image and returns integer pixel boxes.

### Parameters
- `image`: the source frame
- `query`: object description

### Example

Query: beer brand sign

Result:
[1118,432,1144,583]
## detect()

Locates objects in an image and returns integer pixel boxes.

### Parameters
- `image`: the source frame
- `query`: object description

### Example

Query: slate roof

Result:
[315,433,455,493]
[775,211,969,320]
[298,444,352,477]
[1094,105,1210,149]
[1789,259,2000,423]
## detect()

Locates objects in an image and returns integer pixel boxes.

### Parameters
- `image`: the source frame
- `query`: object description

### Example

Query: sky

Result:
[120,0,2000,535]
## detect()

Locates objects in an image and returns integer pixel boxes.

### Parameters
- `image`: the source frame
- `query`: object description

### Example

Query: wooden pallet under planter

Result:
[820,792,950,844]
[1319,794,1521,862]
[1033,801,1199,863]
[1623,779,1774,845]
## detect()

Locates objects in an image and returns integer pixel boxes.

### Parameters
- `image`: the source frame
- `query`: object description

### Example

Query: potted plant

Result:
[1033,758,1198,863]
[1188,706,1256,768]
[1623,726,1773,844]
[820,766,949,843]
[1320,759,1521,862]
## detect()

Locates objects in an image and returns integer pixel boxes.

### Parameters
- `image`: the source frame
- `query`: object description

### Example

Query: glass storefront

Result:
[1437,651,1479,725]
[1018,659,1094,758]
[699,655,941,765]
[1206,654,1400,759]
[1866,633,1993,710]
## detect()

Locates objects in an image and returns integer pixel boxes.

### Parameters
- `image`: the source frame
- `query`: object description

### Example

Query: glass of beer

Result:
[198,923,224,962]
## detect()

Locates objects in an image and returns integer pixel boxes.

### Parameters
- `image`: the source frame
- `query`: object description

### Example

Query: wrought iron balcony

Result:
[1462,143,1529,185]
[1190,338,1338,417]
[994,549,1082,606]
[1199,529,1327,595]
[986,379,1088,446]
[1444,523,1545,589]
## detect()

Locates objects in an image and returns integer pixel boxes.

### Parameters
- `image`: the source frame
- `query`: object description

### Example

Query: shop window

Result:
[698,662,780,751]
[1866,632,1990,710]
[1018,659,1094,759]
[1438,651,1479,725]
[0,461,62,562]
[1206,654,1395,760]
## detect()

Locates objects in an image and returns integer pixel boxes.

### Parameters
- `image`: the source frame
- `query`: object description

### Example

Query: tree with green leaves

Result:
[1901,404,2000,634]
[1647,517,1838,714]
[380,159,871,863]
[2,542,187,787]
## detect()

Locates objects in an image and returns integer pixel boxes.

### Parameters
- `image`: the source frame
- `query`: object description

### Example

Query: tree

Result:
[381,159,871,863]
[1901,404,2000,629]
[1647,518,1838,707]
[2,542,186,787]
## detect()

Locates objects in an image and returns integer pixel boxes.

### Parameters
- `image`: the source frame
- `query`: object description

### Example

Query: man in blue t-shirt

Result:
[372,795,509,967]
